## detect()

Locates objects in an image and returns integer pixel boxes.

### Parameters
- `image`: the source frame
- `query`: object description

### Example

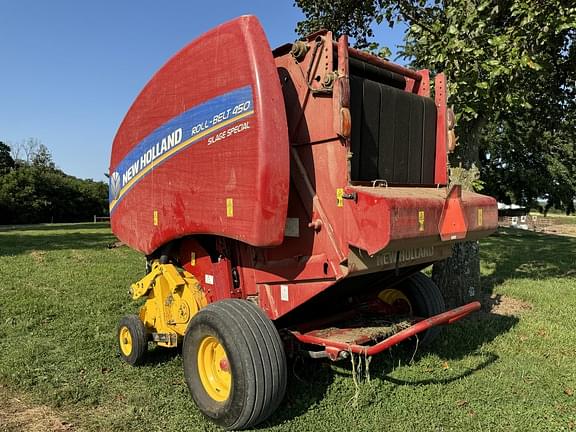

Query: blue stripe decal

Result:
[109,86,254,212]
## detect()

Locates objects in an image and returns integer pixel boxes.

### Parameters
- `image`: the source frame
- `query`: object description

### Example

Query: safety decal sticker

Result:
[336,188,344,207]
[280,285,289,302]
[109,86,254,212]
[418,210,425,232]
[226,198,234,218]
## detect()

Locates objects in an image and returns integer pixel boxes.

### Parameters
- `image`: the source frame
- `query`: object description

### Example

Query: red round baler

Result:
[110,15,497,430]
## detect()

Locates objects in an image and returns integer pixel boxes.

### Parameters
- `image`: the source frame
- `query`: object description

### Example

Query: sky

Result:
[0,1,406,182]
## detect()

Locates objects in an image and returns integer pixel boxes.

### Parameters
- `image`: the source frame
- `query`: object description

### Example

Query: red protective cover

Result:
[109,16,289,255]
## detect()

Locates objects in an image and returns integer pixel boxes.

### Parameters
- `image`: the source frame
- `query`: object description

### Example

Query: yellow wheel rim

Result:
[198,336,231,402]
[378,289,413,314]
[119,327,133,356]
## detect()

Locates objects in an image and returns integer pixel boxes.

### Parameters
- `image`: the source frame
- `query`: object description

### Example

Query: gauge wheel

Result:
[117,314,147,365]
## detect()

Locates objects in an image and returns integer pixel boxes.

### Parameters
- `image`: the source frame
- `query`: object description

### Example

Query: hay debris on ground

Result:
[482,293,533,317]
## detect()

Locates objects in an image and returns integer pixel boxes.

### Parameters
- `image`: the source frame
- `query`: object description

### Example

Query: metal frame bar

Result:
[434,73,448,185]
[344,45,422,82]
[291,301,481,359]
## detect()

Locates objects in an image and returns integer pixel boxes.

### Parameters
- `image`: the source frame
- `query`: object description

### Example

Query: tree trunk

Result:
[433,117,485,309]
[453,116,486,168]
[431,241,481,309]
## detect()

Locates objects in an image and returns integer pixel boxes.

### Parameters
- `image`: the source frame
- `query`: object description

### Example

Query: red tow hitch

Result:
[290,301,481,361]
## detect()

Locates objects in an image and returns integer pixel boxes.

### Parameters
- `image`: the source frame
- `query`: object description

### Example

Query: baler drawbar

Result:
[109,15,497,430]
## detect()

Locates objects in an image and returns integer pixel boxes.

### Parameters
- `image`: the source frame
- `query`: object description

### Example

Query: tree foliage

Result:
[0,142,15,175]
[296,0,390,50]
[295,0,576,210]
[0,141,108,224]
[31,143,55,170]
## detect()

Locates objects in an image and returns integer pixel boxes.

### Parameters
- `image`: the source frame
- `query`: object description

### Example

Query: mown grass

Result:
[0,224,575,431]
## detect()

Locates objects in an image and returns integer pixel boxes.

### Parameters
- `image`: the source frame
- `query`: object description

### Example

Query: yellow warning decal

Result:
[226,198,234,217]
[336,188,344,207]
[153,210,158,226]
[477,208,483,226]
[418,210,425,232]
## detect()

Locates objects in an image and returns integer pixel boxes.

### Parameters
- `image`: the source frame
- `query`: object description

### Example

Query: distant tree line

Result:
[0,139,108,224]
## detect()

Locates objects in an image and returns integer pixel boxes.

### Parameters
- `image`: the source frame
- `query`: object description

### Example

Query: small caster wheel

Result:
[117,314,147,365]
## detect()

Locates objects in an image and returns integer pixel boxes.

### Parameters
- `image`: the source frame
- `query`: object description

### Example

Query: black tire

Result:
[402,272,446,346]
[117,314,147,365]
[183,299,287,430]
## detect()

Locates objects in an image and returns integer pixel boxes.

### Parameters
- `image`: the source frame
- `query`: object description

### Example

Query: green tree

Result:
[0,142,15,175]
[480,99,576,212]
[31,143,56,170]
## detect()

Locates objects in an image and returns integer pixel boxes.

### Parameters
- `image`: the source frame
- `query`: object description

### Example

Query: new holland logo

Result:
[110,171,121,201]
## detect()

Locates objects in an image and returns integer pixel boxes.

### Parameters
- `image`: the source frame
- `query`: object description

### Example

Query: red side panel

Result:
[109,16,289,255]
[345,186,498,256]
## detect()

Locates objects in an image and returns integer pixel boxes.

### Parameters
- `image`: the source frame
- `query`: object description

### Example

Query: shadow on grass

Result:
[377,311,517,386]
[141,345,182,366]
[260,356,337,429]
[0,226,117,256]
[382,352,499,386]
[480,228,576,295]
[355,310,514,383]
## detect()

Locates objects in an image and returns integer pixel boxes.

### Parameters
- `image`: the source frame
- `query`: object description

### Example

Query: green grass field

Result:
[1,224,575,431]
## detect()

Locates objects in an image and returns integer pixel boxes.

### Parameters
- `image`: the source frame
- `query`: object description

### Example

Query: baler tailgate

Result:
[291,301,480,361]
